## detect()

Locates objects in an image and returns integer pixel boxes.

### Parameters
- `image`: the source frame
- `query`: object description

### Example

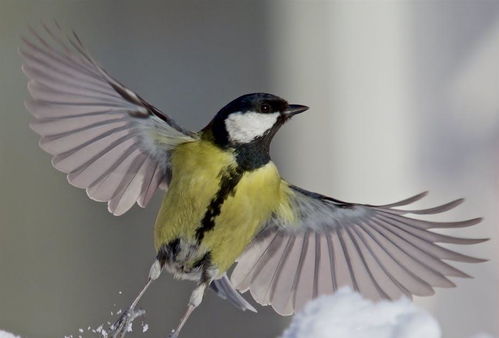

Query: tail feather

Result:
[210,274,257,312]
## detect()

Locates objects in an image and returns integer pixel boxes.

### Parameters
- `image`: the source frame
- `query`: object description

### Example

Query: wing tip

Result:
[272,304,295,317]
[107,199,135,216]
[444,254,489,264]
[378,191,429,208]
[458,217,483,228]
[456,237,490,245]
[426,216,483,229]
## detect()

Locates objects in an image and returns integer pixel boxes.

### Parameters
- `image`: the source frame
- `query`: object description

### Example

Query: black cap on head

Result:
[204,93,308,149]
[217,93,289,117]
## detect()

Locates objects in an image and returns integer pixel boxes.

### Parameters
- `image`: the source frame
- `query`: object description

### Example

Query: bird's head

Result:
[205,93,309,149]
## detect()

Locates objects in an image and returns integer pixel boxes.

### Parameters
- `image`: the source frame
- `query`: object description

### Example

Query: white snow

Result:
[0,289,495,338]
[0,331,20,338]
[281,288,441,338]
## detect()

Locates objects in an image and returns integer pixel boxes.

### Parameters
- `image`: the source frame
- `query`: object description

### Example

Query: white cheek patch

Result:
[225,111,279,143]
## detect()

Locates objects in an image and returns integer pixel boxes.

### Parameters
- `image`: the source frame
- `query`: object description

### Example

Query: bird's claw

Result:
[108,309,145,338]
[108,310,131,338]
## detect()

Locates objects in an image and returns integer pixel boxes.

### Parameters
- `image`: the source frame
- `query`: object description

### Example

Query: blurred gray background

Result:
[0,1,497,337]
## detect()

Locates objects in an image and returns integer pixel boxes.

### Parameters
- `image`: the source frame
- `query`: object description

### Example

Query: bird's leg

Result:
[109,259,164,338]
[168,282,208,338]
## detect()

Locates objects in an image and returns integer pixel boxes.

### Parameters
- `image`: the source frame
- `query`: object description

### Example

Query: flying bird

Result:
[21,25,488,338]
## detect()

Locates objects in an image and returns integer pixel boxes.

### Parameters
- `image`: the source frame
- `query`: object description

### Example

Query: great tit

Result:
[21,26,487,338]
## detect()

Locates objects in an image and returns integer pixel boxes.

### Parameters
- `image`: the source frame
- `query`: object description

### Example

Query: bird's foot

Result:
[108,308,145,338]
[168,329,179,338]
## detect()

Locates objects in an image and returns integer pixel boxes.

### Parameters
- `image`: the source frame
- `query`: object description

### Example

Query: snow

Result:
[281,288,497,338]
[281,288,440,338]
[0,289,494,338]
[0,331,19,338]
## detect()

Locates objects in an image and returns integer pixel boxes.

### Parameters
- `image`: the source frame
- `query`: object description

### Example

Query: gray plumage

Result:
[231,187,487,315]
[21,24,195,215]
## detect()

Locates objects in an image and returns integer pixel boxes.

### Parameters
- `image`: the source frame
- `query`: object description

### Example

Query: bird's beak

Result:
[285,104,309,116]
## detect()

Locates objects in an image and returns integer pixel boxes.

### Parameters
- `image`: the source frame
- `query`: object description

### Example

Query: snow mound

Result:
[0,330,20,338]
[281,288,441,338]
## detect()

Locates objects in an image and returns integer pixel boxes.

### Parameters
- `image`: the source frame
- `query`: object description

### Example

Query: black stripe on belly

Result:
[195,166,244,242]
[193,251,213,282]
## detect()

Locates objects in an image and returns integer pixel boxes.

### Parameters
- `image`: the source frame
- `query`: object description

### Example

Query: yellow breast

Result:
[201,160,283,271]
[154,139,292,274]
[153,140,234,250]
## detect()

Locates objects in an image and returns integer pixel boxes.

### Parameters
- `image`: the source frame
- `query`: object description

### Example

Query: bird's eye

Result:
[260,103,271,113]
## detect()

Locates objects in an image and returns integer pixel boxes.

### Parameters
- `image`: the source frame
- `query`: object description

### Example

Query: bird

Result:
[21,25,488,338]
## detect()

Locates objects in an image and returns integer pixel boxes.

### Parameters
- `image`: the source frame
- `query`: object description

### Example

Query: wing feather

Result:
[250,232,287,305]
[369,219,455,288]
[290,231,311,311]
[231,231,277,292]
[375,213,486,245]
[346,226,390,299]
[312,233,321,298]
[108,153,150,215]
[350,224,407,299]
[268,234,302,315]
[372,218,472,278]
[374,198,464,215]
[336,227,359,292]
[329,229,355,292]
[324,232,338,292]
[376,191,428,208]
[138,162,165,208]
[357,220,435,296]
[22,25,197,215]
[232,183,487,315]
[268,235,296,305]
[343,226,387,300]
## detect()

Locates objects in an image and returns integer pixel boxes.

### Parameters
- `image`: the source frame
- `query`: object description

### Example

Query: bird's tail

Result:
[210,274,257,312]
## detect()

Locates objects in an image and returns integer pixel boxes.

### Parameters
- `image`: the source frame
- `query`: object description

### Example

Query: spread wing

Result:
[21,25,197,215]
[231,183,487,315]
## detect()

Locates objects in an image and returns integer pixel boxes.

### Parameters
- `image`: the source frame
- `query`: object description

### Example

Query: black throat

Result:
[233,138,271,171]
